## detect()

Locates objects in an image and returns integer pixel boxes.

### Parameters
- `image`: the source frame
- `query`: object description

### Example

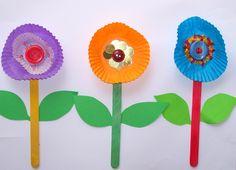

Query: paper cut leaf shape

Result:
[155,93,190,125]
[121,102,168,127]
[39,91,77,121]
[74,95,112,127]
[0,90,29,120]
[201,93,236,124]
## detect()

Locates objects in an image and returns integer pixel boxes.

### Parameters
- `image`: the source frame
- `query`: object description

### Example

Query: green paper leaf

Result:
[121,102,168,127]
[155,93,190,125]
[201,93,236,124]
[0,90,29,120]
[74,95,112,127]
[39,91,77,121]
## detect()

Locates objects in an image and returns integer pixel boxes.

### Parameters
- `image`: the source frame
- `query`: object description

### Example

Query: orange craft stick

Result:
[30,80,39,168]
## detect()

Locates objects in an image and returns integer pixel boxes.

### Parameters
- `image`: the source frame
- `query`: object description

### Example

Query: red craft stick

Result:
[190,81,202,167]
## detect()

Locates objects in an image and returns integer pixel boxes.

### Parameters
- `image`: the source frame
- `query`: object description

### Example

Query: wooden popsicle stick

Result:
[190,81,202,167]
[30,80,40,168]
[111,83,122,169]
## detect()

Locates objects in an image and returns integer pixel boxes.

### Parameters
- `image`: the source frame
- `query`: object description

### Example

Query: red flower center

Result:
[25,45,44,64]
[196,47,203,54]
[112,49,125,62]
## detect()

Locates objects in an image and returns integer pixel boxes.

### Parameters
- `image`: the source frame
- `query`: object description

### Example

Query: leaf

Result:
[121,102,168,127]
[0,90,29,120]
[74,95,112,127]
[201,93,236,124]
[39,91,77,121]
[155,93,190,125]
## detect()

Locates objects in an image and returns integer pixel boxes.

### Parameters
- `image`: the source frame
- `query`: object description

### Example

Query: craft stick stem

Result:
[111,83,122,168]
[30,80,40,168]
[190,81,202,167]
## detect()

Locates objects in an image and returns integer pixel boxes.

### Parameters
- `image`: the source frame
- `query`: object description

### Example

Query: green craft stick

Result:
[111,83,122,168]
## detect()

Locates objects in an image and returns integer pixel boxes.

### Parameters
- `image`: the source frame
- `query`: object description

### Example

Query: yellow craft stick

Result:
[30,80,39,168]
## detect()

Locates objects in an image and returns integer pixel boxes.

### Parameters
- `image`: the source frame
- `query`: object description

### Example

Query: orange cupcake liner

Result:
[89,22,150,84]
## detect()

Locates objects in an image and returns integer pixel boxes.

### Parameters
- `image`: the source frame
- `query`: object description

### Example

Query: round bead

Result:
[25,45,44,64]
[112,49,125,62]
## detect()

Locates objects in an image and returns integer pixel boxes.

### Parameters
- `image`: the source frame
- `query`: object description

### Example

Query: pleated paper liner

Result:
[174,16,227,82]
[12,32,54,75]
[89,22,150,84]
[1,24,63,80]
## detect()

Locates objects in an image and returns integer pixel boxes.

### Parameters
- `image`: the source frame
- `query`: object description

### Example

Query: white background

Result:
[0,0,236,169]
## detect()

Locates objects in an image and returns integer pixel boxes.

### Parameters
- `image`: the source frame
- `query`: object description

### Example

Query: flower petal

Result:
[174,17,227,82]
[1,24,63,80]
[89,23,149,84]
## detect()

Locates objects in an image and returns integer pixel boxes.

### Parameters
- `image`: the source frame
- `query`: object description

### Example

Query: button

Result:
[190,41,208,60]
[25,45,44,64]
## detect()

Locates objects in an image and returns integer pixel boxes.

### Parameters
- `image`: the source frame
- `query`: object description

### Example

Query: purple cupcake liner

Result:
[1,24,63,80]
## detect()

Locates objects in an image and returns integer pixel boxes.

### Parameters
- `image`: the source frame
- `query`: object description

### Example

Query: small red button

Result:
[25,45,44,64]
[196,47,202,54]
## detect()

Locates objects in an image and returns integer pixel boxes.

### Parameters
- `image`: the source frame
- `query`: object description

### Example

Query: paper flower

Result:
[89,22,149,84]
[174,16,227,167]
[1,24,63,168]
[2,24,63,80]
[174,16,227,82]
[88,22,151,168]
